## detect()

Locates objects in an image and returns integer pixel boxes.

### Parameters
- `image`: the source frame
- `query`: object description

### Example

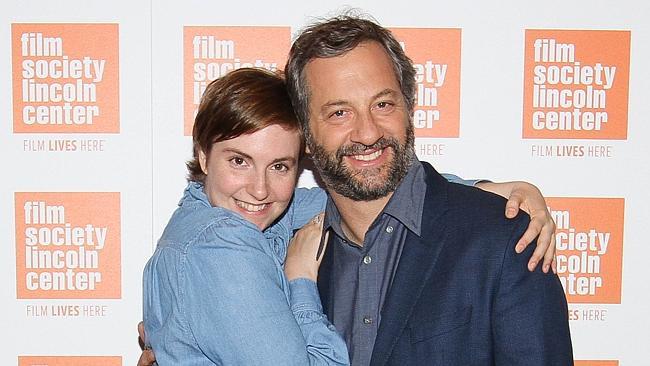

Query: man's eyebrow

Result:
[319,89,400,112]
[372,88,400,100]
[320,100,349,111]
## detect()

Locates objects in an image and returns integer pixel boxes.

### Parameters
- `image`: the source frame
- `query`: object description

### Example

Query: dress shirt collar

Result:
[323,157,426,239]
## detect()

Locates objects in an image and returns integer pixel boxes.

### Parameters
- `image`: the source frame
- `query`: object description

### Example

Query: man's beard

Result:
[307,124,415,201]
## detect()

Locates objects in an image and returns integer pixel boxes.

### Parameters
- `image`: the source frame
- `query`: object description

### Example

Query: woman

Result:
[143,68,350,365]
[142,68,555,365]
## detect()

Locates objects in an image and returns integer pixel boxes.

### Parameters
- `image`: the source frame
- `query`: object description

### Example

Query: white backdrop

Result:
[2,0,648,365]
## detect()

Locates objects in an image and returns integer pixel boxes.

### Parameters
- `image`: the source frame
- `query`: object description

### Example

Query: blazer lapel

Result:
[370,162,450,366]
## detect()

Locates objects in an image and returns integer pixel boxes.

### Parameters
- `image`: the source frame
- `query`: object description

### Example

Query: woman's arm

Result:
[284,213,348,364]
[183,221,348,365]
[288,187,327,230]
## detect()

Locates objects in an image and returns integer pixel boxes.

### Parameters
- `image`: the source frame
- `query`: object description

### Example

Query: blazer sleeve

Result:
[492,214,574,365]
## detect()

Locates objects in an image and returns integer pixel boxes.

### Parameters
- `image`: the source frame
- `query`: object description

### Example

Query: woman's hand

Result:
[137,321,156,366]
[284,213,329,282]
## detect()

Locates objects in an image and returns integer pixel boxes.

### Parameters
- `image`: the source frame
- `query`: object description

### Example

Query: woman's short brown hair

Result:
[186,68,301,183]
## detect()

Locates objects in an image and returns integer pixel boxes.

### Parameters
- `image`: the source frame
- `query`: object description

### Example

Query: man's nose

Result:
[350,112,383,146]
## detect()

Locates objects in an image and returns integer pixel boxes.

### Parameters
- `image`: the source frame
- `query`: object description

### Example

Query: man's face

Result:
[304,41,415,201]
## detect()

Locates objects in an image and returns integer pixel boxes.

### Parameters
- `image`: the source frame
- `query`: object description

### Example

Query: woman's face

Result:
[199,124,301,230]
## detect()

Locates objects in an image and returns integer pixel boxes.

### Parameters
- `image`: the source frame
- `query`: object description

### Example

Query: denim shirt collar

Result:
[179,181,212,208]
[180,181,289,251]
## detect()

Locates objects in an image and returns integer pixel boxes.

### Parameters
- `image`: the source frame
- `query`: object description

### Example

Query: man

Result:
[138,14,570,366]
[283,15,572,365]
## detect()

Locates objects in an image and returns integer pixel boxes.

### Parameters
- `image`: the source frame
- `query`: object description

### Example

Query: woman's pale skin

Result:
[137,124,557,365]
[198,124,302,231]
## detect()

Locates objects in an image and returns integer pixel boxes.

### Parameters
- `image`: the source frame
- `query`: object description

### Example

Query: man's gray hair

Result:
[284,13,417,133]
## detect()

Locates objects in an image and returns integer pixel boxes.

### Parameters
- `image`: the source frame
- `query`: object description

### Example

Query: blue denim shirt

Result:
[143,182,350,365]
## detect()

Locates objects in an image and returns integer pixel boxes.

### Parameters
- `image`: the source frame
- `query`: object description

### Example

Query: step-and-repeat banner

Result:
[2,0,648,364]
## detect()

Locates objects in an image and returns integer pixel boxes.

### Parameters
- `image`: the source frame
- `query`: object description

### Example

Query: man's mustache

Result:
[335,137,399,159]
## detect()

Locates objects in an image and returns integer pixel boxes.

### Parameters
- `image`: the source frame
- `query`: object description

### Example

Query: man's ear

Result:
[305,144,311,155]
[198,150,208,175]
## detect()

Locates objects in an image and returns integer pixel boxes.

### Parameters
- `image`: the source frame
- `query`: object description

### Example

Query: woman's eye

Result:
[272,163,289,172]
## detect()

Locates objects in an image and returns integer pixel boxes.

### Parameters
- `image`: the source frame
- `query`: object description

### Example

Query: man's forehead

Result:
[305,40,387,68]
[304,42,398,89]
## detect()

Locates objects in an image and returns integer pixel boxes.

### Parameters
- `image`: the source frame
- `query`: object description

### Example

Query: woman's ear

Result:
[198,150,208,175]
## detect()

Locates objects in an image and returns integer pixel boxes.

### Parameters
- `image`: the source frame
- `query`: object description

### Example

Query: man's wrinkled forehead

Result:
[303,42,400,96]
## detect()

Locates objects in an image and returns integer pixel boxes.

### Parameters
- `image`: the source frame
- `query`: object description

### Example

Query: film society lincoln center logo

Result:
[19,356,121,366]
[390,28,461,138]
[12,23,119,133]
[548,197,624,304]
[15,192,121,299]
[523,30,630,139]
[183,26,290,135]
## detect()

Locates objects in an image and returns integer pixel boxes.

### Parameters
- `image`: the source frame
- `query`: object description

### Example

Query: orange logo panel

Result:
[547,198,624,303]
[390,28,461,138]
[12,24,120,134]
[15,192,121,299]
[523,30,630,139]
[183,26,290,135]
[19,356,121,366]
[575,361,619,366]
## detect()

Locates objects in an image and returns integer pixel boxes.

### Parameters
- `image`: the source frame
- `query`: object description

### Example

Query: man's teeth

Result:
[236,201,267,212]
[352,149,382,161]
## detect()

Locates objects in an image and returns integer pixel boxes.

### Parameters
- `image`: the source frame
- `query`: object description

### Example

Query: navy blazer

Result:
[318,162,573,365]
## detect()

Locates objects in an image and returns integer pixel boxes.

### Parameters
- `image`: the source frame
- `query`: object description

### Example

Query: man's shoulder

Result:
[419,161,512,220]
[419,163,529,246]
[449,182,529,233]
[447,180,508,213]
[418,160,502,200]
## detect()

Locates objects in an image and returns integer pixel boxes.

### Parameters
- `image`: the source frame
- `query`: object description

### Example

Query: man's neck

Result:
[329,191,393,245]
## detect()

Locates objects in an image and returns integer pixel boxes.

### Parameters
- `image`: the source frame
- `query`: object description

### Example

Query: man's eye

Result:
[377,101,392,109]
[330,110,346,118]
